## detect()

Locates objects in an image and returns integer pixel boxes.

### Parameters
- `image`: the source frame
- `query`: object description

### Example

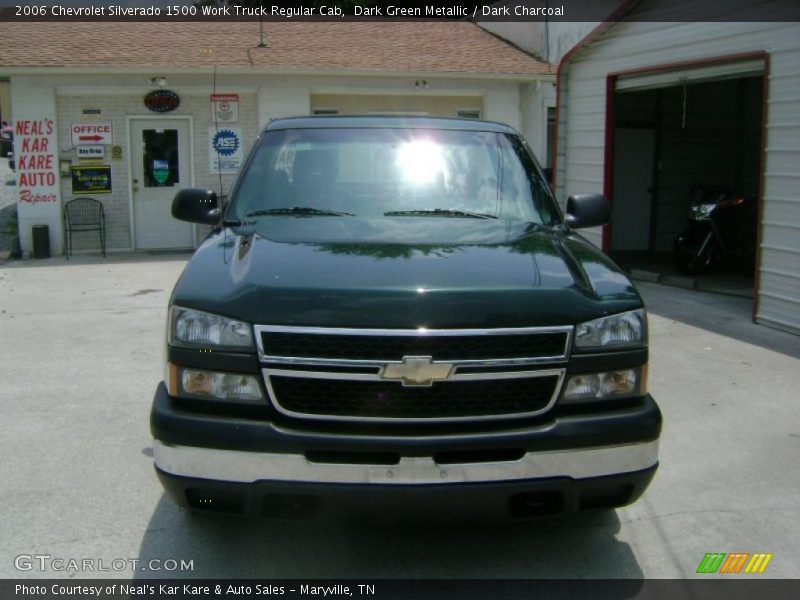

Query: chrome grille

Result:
[255,325,572,422]
[266,369,563,421]
[259,329,569,362]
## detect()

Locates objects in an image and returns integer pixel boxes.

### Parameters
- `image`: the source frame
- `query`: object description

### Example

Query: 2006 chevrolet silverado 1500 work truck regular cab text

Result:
[151,116,661,519]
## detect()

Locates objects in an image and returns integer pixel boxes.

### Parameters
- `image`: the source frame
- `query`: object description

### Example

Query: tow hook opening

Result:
[508,490,565,518]
[262,493,319,519]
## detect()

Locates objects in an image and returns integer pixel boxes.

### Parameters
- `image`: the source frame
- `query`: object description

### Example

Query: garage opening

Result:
[608,59,765,301]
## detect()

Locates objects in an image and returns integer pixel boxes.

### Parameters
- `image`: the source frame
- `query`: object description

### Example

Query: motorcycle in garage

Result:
[675,185,758,276]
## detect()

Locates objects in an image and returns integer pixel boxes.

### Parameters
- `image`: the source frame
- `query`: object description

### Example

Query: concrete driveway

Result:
[1,254,798,579]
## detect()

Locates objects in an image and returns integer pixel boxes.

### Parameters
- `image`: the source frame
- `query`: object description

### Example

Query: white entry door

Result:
[611,127,656,252]
[131,119,193,249]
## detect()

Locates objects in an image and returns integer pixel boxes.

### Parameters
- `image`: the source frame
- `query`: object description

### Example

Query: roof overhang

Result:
[0,65,554,83]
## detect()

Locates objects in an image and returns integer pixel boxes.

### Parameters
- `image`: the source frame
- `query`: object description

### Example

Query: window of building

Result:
[456,109,481,119]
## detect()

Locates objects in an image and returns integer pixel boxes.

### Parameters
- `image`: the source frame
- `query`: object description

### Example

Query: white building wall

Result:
[484,83,522,130]
[478,21,542,55]
[54,91,258,251]
[478,2,619,64]
[541,0,620,64]
[10,76,61,257]
[558,16,800,333]
[258,80,310,128]
[520,81,556,167]
[255,74,526,127]
[9,71,536,254]
[547,22,604,65]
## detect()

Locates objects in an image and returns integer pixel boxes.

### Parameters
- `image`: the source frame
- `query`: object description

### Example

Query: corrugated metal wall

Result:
[557,10,800,334]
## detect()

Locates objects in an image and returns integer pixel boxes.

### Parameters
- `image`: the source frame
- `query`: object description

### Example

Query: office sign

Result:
[71,122,113,146]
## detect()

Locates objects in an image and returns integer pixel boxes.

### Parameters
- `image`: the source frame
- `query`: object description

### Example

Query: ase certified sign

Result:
[208,127,242,174]
[71,122,113,146]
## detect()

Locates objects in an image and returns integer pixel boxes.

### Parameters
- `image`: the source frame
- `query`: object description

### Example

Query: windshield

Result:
[229,127,561,225]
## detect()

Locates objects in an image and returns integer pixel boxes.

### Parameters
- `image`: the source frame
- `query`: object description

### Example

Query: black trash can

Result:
[32,224,50,259]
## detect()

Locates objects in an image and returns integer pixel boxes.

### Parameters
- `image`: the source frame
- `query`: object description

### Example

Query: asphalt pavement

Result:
[1,253,798,579]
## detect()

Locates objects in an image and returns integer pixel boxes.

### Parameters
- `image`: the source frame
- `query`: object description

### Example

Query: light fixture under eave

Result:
[413,80,429,91]
[149,76,168,88]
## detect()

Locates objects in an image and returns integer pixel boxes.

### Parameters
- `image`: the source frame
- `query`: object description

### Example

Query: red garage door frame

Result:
[600,51,770,322]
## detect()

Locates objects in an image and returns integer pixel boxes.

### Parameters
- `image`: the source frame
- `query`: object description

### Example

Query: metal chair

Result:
[64,198,106,259]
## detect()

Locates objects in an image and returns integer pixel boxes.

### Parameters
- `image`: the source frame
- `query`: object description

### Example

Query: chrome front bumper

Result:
[154,439,659,485]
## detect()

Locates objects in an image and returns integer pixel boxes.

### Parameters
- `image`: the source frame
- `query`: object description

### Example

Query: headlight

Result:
[575,308,646,350]
[691,203,716,219]
[169,306,253,350]
[561,367,647,403]
[167,364,264,404]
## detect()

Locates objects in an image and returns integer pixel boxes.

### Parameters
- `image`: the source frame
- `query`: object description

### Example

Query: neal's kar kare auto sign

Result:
[145,90,180,113]
[15,119,58,204]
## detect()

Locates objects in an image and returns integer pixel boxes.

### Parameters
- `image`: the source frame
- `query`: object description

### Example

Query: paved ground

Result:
[616,253,755,300]
[1,254,798,579]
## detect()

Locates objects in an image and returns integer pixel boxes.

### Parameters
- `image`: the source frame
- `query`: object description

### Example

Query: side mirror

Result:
[565,194,610,229]
[172,189,220,225]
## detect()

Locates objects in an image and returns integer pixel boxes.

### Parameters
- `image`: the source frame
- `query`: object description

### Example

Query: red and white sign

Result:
[71,122,113,146]
[210,94,239,123]
[16,119,58,204]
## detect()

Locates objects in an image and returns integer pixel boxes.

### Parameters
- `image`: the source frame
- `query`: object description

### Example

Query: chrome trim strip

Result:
[154,439,659,485]
[254,324,574,365]
[260,355,569,368]
[256,324,575,336]
[264,367,564,383]
[262,368,566,423]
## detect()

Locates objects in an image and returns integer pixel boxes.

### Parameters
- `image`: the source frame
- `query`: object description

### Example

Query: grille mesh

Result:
[261,331,568,361]
[269,375,560,420]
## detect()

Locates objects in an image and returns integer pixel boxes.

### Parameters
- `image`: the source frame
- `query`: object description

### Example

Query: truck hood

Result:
[171,217,642,329]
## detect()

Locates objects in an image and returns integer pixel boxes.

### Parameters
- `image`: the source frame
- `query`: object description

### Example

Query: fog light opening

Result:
[185,488,245,514]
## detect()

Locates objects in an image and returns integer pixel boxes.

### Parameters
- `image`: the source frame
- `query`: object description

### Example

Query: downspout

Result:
[551,0,641,205]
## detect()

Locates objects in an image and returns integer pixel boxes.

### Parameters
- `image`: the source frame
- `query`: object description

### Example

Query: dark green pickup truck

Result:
[151,116,661,519]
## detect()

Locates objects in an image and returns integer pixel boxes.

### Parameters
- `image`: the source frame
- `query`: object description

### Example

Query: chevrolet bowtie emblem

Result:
[380,356,454,387]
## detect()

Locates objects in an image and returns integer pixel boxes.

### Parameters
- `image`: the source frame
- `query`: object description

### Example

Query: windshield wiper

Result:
[384,208,498,220]
[246,207,353,217]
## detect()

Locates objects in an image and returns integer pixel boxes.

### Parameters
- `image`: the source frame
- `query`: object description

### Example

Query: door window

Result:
[142,129,180,187]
